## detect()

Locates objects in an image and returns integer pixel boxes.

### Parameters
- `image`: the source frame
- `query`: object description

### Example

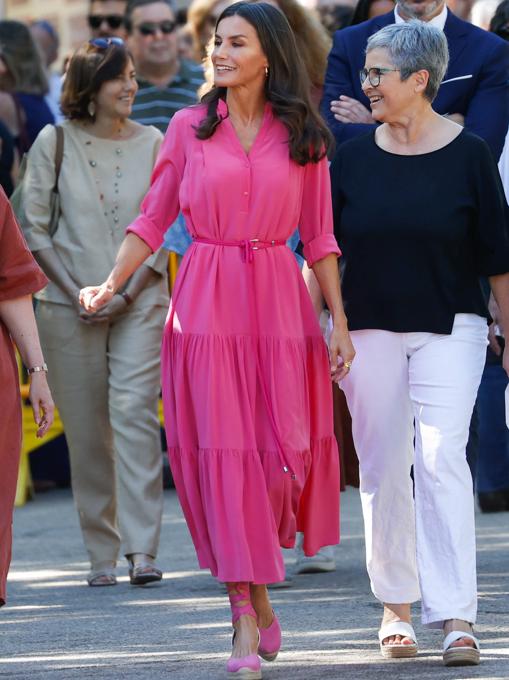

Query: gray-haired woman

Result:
[331,21,509,666]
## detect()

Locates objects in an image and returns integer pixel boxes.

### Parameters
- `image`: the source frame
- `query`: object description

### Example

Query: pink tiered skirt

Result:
[162,241,340,583]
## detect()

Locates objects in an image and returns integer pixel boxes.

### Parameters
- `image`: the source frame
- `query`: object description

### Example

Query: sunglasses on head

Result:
[89,37,124,49]
[135,20,176,36]
[88,14,124,30]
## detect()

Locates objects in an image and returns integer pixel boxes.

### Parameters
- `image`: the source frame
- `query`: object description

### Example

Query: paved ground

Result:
[1,487,508,680]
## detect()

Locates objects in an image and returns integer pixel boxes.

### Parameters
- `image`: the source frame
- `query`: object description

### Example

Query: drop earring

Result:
[265,66,269,77]
[88,101,96,118]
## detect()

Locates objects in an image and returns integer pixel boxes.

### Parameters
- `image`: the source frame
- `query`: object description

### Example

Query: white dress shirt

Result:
[394,3,448,30]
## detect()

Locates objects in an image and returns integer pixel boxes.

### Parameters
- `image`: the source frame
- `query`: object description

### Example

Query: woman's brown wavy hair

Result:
[194,2,333,165]
[61,41,131,121]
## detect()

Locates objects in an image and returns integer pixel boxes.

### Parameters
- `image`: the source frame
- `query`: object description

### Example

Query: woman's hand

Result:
[81,294,128,324]
[79,283,115,312]
[329,324,355,383]
[29,373,54,438]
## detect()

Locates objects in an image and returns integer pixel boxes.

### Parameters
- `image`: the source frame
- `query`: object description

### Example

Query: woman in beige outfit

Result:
[22,39,168,587]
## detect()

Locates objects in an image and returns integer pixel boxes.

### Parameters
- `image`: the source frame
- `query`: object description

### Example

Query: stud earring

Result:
[87,101,96,117]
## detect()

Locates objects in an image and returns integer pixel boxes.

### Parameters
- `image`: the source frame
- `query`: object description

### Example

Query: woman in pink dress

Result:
[81,2,354,676]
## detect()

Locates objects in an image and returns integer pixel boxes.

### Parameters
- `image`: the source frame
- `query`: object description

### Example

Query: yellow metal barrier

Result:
[16,401,64,507]
[168,251,178,291]
[16,395,165,508]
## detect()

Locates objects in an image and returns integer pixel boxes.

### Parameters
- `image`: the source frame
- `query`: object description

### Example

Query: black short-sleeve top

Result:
[330,130,509,334]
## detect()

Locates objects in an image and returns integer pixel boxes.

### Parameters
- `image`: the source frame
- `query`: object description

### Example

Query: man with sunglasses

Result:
[125,0,204,133]
[321,0,509,160]
[88,0,128,40]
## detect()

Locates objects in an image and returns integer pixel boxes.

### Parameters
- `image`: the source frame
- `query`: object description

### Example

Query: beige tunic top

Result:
[22,120,169,307]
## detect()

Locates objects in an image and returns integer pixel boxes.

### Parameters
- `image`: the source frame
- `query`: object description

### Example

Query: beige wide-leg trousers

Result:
[36,300,166,568]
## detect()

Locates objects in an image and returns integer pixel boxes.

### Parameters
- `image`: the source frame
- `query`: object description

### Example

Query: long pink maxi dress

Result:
[128,100,341,584]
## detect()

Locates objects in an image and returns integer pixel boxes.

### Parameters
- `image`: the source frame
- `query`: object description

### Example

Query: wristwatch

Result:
[27,363,48,374]
[120,291,134,306]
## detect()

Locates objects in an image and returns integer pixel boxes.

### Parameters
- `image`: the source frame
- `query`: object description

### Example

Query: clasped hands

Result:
[76,283,123,323]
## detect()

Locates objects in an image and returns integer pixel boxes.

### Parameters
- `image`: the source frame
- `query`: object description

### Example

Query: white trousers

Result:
[340,314,487,627]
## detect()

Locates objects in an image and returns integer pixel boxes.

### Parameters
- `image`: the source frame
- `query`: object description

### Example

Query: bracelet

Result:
[27,363,48,375]
[120,291,134,306]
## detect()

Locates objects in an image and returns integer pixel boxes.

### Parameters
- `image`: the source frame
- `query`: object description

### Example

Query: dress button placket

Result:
[242,163,251,212]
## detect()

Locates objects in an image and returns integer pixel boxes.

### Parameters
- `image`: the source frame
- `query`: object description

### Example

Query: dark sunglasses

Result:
[135,20,176,36]
[88,14,124,30]
[89,37,125,49]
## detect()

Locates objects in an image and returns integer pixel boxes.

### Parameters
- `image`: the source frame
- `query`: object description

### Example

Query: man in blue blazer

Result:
[321,0,509,159]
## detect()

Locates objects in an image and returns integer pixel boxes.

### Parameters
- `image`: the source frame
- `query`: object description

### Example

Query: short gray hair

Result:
[366,21,449,102]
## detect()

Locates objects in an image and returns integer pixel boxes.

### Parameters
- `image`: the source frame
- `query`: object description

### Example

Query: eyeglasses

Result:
[89,37,124,49]
[359,67,400,87]
[135,20,177,36]
[88,14,124,30]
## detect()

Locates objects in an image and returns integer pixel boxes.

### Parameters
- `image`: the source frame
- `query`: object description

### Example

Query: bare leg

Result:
[381,603,415,646]
[444,619,476,648]
[226,582,259,659]
[250,584,274,628]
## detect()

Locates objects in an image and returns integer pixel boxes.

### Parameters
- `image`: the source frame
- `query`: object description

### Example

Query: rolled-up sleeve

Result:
[299,155,341,266]
[127,110,187,253]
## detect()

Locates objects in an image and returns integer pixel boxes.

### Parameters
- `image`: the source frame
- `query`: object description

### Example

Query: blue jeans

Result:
[476,349,509,493]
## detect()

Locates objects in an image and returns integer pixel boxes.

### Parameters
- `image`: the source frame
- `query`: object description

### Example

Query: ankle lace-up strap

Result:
[227,582,257,624]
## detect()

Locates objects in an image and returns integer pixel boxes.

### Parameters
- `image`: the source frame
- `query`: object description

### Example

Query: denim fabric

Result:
[162,214,192,256]
[476,349,509,493]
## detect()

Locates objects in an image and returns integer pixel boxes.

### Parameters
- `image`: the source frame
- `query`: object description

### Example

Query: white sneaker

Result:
[294,534,336,574]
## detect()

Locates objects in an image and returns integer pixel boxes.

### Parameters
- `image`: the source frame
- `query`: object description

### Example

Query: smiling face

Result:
[211,15,268,90]
[94,57,138,119]
[128,1,178,69]
[362,47,424,122]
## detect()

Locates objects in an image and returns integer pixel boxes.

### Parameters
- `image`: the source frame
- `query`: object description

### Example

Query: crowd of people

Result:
[1,0,508,676]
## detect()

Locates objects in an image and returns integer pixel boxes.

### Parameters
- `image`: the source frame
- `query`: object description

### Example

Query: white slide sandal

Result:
[443,630,480,667]
[378,621,418,659]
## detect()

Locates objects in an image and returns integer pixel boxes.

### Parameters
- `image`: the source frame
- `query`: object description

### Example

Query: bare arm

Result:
[80,233,152,311]
[34,247,82,311]
[302,260,324,318]
[489,272,509,376]
[311,253,355,381]
[0,295,54,436]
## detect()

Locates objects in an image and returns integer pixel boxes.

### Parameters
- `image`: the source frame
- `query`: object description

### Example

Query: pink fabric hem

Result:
[167,435,340,583]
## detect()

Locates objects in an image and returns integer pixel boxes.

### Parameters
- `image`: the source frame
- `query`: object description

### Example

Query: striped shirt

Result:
[131,59,204,134]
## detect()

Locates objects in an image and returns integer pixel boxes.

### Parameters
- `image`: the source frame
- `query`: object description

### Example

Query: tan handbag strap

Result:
[52,125,64,192]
